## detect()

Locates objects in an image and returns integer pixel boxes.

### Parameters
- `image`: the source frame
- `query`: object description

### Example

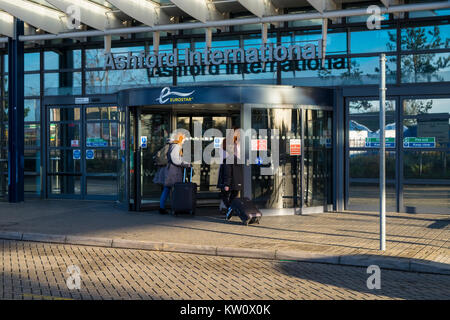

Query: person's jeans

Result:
[160,186,171,209]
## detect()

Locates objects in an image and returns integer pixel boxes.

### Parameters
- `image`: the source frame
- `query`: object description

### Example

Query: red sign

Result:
[71,140,79,147]
[251,139,267,151]
[290,139,301,156]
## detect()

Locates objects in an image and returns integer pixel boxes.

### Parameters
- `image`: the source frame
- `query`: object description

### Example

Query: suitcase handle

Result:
[183,167,193,183]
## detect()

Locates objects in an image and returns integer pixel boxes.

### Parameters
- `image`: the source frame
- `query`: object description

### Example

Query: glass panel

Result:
[349,100,396,148]
[49,175,81,195]
[140,112,171,204]
[24,175,40,194]
[48,149,81,173]
[24,99,40,122]
[49,107,81,122]
[251,108,301,209]
[86,149,118,173]
[86,106,119,120]
[87,176,117,195]
[351,29,396,53]
[303,109,333,207]
[86,122,119,147]
[403,98,450,115]
[44,49,82,70]
[401,53,450,83]
[401,25,450,51]
[49,123,81,147]
[404,151,450,179]
[349,150,396,180]
[24,74,40,96]
[25,124,40,147]
[348,182,396,212]
[403,184,450,214]
[24,149,40,173]
[44,72,82,96]
[24,52,40,71]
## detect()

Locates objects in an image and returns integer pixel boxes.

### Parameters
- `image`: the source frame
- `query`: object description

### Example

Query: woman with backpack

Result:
[158,133,192,214]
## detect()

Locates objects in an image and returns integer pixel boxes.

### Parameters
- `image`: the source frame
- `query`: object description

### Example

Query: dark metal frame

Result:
[343,84,450,213]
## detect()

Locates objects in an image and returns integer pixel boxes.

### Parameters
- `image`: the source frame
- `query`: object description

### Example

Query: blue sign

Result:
[141,136,147,148]
[255,156,263,165]
[403,137,436,148]
[365,137,395,148]
[214,137,223,149]
[73,149,81,160]
[86,149,95,160]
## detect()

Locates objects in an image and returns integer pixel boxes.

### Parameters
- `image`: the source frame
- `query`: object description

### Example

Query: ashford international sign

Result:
[104,42,326,70]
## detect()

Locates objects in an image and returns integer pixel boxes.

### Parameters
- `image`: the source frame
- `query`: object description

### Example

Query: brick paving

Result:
[1,239,449,300]
[0,200,449,266]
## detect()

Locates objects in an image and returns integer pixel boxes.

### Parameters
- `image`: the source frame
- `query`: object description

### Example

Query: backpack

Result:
[154,143,170,166]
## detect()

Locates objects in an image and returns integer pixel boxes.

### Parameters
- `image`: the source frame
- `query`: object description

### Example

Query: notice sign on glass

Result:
[365,137,395,148]
[290,139,301,155]
[403,137,436,148]
[251,139,267,151]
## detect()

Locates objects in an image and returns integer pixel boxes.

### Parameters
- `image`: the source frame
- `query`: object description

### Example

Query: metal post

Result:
[379,54,387,251]
[8,18,24,203]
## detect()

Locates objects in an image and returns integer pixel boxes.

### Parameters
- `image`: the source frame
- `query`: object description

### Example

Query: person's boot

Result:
[159,208,168,215]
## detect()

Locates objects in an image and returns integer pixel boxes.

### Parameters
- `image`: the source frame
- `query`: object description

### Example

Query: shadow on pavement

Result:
[276,255,450,300]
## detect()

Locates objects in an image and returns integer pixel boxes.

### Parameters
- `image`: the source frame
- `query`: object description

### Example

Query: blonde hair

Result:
[173,133,185,156]
[173,133,185,145]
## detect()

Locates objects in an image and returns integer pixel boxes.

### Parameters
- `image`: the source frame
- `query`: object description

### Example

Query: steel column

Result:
[7,18,24,203]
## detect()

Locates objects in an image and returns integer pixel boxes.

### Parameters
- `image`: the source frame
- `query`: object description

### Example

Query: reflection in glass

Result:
[351,29,396,53]
[86,150,118,173]
[403,184,450,214]
[49,175,81,195]
[49,123,80,147]
[348,182,396,212]
[25,124,40,147]
[401,53,450,83]
[49,107,81,122]
[87,176,117,195]
[349,150,396,180]
[404,151,449,180]
[86,107,119,121]
[48,149,81,173]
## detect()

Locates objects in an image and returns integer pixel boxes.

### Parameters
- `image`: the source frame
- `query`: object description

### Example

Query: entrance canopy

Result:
[117,85,334,108]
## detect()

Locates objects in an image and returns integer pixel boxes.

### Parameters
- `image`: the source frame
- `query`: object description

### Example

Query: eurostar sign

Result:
[104,42,323,70]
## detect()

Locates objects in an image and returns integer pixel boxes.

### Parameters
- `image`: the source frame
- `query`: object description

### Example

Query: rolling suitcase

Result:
[227,197,262,226]
[172,167,197,215]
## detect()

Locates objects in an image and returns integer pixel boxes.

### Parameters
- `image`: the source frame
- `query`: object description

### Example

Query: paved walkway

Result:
[0,200,448,268]
[1,239,449,300]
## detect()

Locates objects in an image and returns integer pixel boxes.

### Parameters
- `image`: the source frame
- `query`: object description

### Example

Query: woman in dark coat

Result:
[217,135,243,211]
[159,133,191,214]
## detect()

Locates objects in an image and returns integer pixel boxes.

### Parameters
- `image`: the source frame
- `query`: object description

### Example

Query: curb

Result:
[0,231,449,276]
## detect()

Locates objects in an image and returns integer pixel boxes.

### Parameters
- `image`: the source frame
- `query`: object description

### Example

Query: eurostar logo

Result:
[156,87,195,104]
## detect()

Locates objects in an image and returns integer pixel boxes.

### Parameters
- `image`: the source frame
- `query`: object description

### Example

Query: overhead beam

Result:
[106,0,170,26]
[0,11,13,37]
[170,0,224,23]
[11,1,450,42]
[381,0,405,18]
[46,0,124,31]
[0,0,70,34]
[237,0,278,18]
[306,0,340,13]
[306,0,341,23]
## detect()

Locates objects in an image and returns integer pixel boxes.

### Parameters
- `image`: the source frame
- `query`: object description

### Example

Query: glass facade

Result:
[0,8,448,214]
